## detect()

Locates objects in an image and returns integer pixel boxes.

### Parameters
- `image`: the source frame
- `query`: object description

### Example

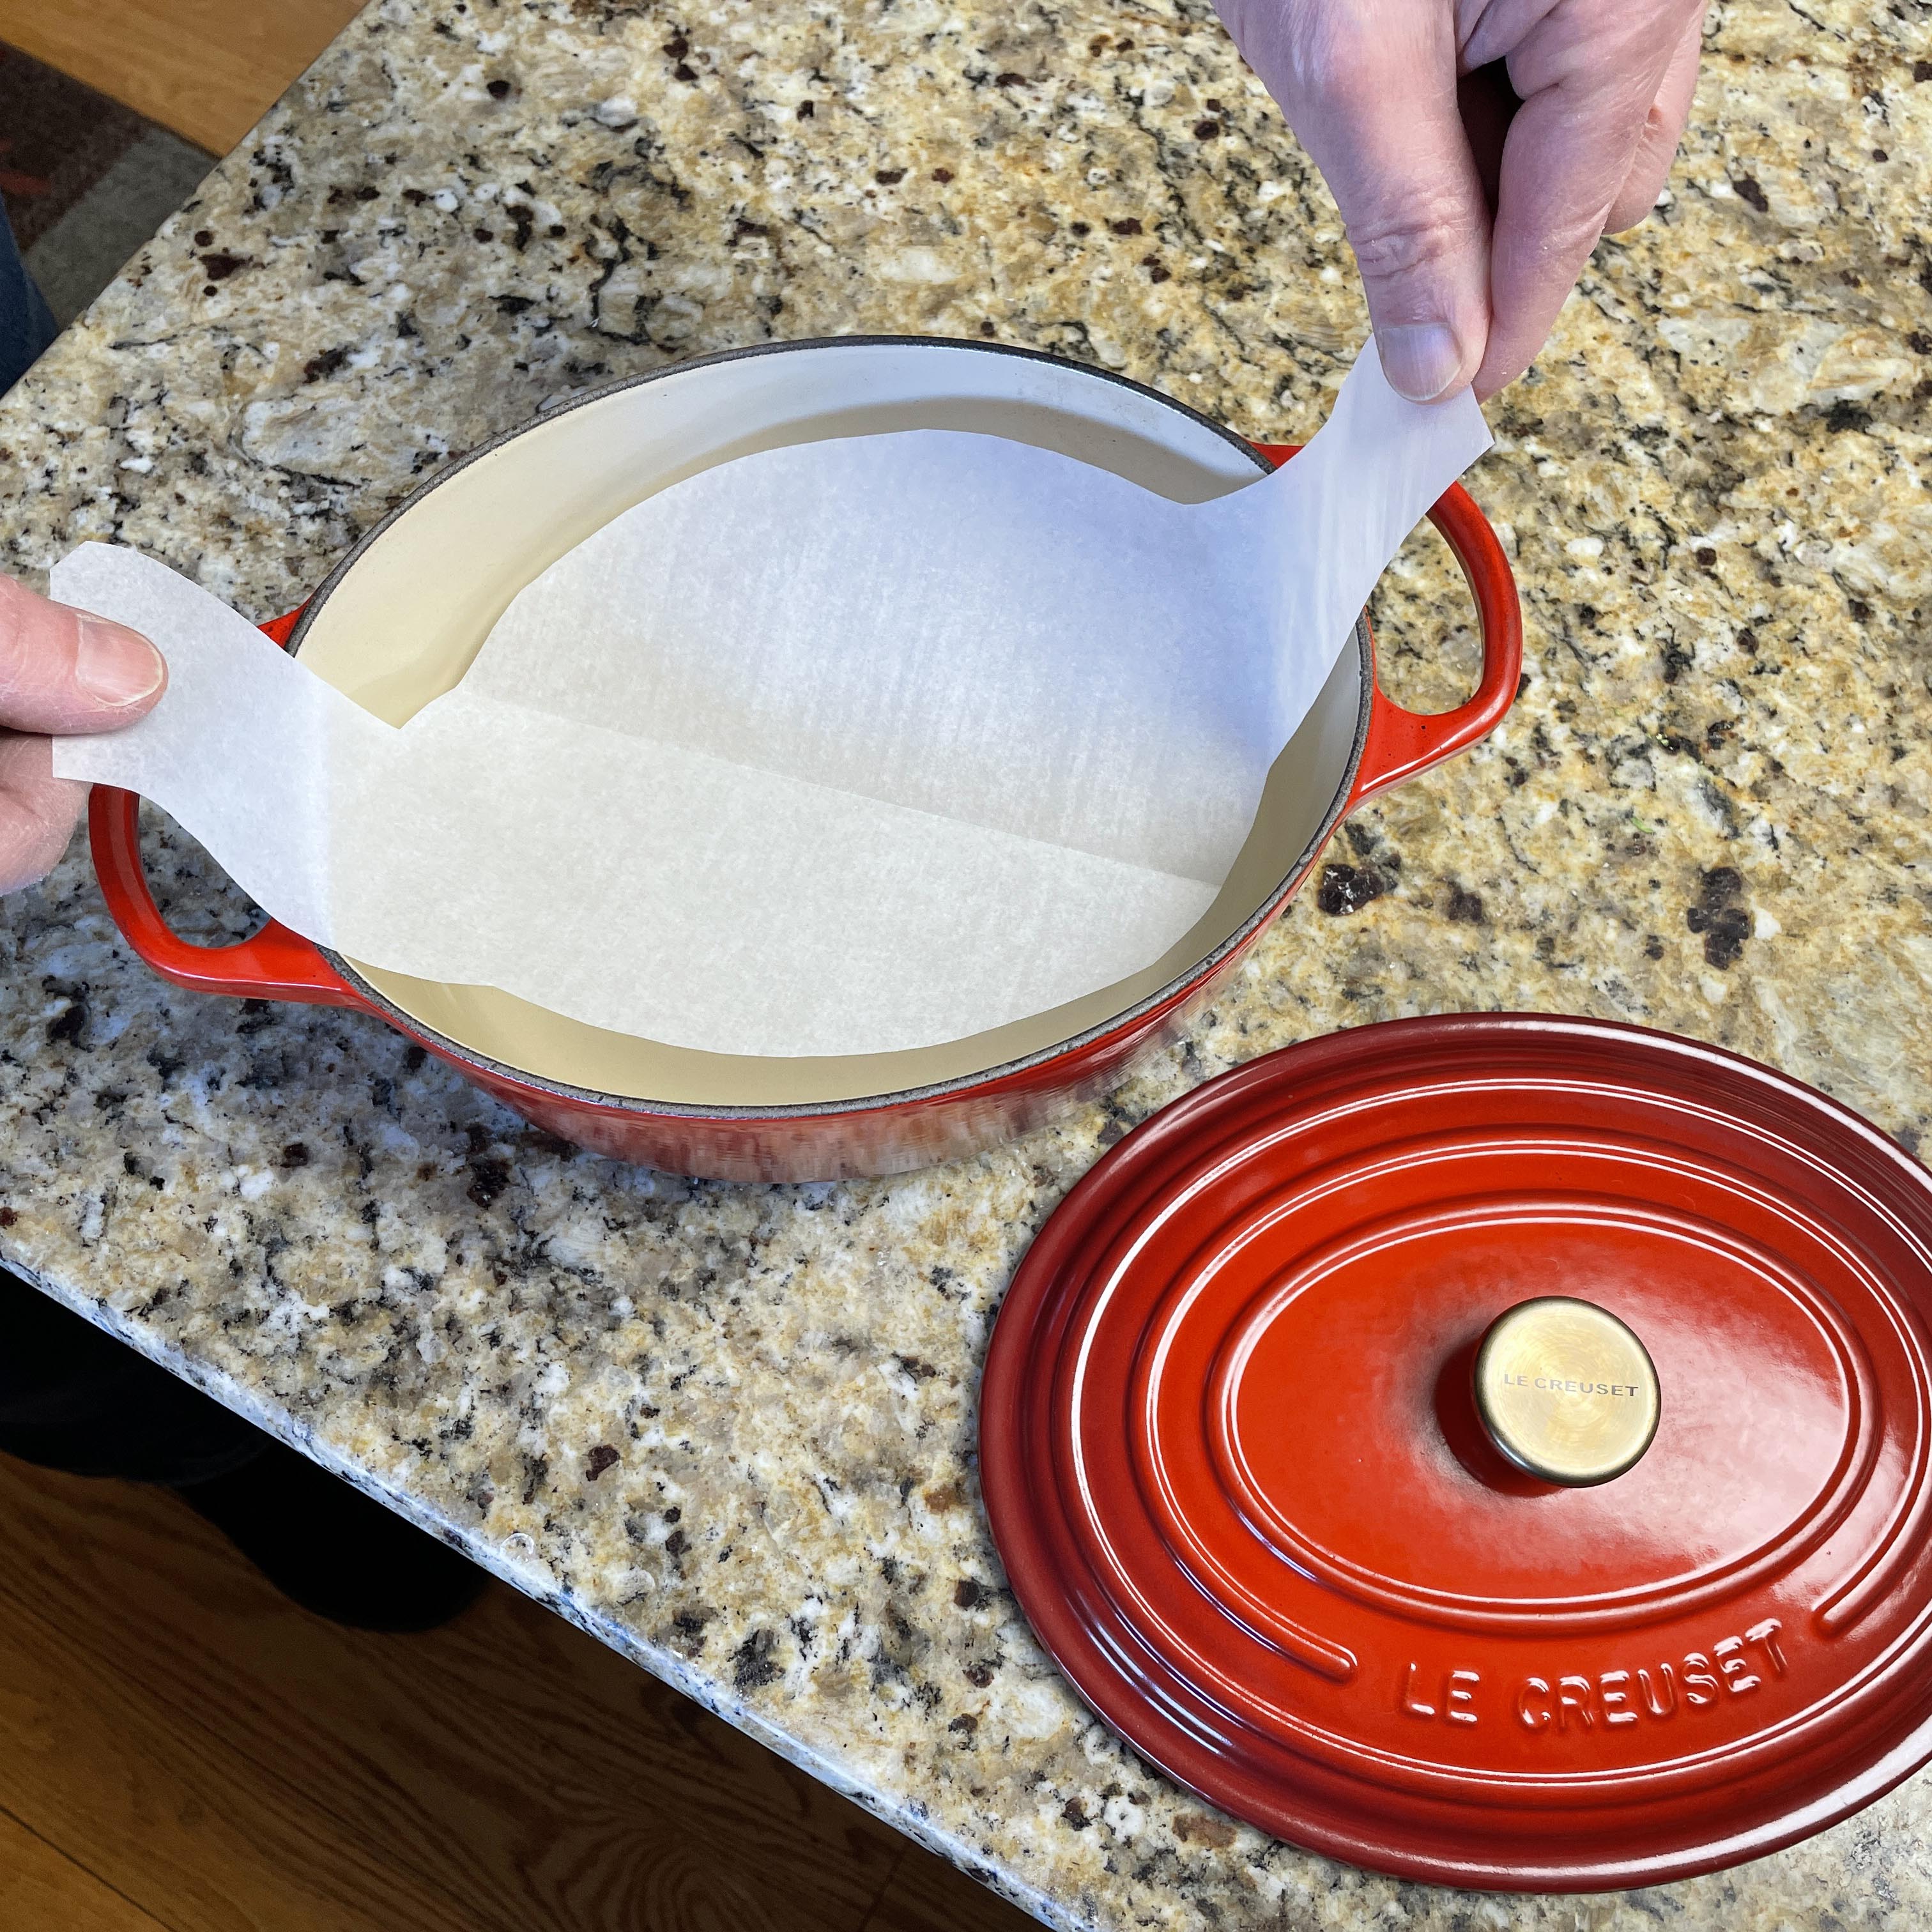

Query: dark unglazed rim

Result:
[288,335,1376,1121]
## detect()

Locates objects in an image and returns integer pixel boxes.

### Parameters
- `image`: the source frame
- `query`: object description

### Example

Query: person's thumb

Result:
[0,573,166,735]
[1216,0,1492,400]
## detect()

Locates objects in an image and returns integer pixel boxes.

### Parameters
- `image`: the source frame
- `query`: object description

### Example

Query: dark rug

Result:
[0,42,213,328]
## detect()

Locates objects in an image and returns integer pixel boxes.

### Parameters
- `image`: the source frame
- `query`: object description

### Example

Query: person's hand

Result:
[1215,0,1706,399]
[0,574,165,892]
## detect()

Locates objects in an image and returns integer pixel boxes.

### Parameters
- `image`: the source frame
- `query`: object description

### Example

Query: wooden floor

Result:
[0,1448,1033,1932]
[0,0,361,153]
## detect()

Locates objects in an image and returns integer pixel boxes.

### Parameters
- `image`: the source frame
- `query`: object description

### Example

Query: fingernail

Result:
[75,616,165,707]
[1377,323,1466,402]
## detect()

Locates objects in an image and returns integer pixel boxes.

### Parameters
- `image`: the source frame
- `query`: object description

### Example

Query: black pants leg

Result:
[0,1269,485,1631]
[0,190,56,392]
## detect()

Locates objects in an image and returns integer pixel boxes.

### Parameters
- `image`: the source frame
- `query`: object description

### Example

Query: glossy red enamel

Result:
[979,1014,1932,1888]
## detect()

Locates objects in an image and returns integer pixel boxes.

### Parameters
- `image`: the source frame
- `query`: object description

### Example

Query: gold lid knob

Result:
[1472,1297,1660,1487]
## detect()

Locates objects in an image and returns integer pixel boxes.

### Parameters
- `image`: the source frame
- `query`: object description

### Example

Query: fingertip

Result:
[73,614,167,714]
[1376,321,1479,402]
[1602,189,1662,236]
[0,579,168,735]
[1472,344,1535,402]
[1604,119,1678,233]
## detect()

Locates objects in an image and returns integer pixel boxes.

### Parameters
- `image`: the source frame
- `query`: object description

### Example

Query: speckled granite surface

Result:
[2,0,1930,1925]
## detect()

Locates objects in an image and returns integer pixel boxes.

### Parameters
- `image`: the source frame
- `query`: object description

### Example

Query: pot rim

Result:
[288,333,1374,1123]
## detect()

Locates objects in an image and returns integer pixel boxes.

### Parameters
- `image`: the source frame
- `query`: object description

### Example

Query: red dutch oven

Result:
[89,337,1520,1181]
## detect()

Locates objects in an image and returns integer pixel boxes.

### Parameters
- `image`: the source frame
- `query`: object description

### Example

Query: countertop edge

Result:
[9,1255,1078,1932]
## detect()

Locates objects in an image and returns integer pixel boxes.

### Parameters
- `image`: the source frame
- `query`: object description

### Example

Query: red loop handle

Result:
[88,608,369,1010]
[1254,442,1522,806]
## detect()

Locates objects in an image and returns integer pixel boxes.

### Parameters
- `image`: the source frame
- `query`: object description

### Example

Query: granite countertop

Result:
[3,0,1931,1925]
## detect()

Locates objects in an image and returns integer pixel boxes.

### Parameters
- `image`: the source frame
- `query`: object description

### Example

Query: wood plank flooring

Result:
[0,1448,1034,1932]
[0,1807,168,1932]
[0,0,362,154]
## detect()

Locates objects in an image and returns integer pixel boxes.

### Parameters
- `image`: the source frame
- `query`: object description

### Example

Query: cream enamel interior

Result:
[289,341,1365,1107]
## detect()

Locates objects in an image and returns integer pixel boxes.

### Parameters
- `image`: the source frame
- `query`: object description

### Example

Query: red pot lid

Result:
[980,1015,1932,1890]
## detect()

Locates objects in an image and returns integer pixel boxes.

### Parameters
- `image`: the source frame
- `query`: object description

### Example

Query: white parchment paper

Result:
[53,344,1488,1058]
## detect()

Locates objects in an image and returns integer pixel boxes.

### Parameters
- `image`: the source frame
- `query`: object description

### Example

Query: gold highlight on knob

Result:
[1472,1297,1660,1487]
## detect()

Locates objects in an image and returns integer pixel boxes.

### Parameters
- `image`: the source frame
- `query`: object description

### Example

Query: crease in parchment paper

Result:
[52,344,1489,1059]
